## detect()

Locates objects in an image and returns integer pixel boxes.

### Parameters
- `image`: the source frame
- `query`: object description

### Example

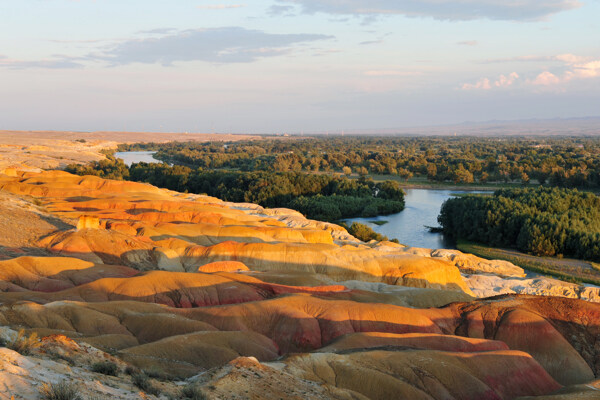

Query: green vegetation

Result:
[66,159,405,222]
[39,381,81,400]
[457,240,600,286]
[119,136,600,188]
[288,194,403,222]
[340,222,397,243]
[439,187,600,261]
[65,154,130,180]
[180,384,208,400]
[91,361,119,376]
[130,371,161,395]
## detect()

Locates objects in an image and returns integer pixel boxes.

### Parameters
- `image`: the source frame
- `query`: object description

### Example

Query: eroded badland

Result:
[0,133,598,399]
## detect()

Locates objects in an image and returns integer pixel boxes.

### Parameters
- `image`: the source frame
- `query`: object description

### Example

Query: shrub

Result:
[180,384,208,400]
[91,361,119,376]
[7,329,42,355]
[39,381,81,400]
[348,222,388,242]
[124,365,139,375]
[131,372,160,396]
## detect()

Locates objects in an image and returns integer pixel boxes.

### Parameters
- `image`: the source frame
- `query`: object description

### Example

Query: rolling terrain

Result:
[0,167,598,399]
[0,131,258,171]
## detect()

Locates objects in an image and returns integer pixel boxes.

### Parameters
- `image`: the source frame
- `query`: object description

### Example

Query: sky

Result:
[1,0,599,133]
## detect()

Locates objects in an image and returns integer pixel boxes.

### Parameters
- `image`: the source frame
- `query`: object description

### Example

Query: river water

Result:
[114,151,480,249]
[346,189,484,249]
[114,151,160,166]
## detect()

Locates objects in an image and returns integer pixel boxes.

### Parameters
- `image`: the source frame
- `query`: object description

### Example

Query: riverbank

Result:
[366,174,536,191]
[343,188,478,249]
[457,240,600,286]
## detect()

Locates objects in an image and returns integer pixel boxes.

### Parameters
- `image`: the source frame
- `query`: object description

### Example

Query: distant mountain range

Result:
[308,116,600,136]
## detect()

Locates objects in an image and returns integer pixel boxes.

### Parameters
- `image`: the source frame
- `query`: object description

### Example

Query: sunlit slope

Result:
[0,168,599,399]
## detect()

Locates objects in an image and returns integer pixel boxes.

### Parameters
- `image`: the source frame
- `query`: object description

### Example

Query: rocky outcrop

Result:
[169,240,473,293]
[518,379,600,399]
[76,215,99,230]
[317,332,510,353]
[120,331,279,378]
[0,256,137,292]
[464,273,600,303]
[0,343,162,400]
[284,350,561,400]
[443,295,600,384]
[190,356,350,399]
[197,260,250,273]
[431,248,526,277]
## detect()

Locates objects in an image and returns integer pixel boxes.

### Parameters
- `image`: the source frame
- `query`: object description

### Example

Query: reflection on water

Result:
[346,189,483,249]
[114,151,160,166]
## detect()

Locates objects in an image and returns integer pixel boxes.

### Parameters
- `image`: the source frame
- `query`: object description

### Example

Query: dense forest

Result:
[120,136,600,188]
[438,187,600,261]
[65,156,405,223]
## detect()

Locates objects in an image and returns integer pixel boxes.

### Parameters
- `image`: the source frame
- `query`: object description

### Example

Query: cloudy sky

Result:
[1,0,598,133]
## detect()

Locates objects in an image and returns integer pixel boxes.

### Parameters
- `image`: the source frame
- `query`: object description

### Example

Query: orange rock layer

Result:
[0,169,598,399]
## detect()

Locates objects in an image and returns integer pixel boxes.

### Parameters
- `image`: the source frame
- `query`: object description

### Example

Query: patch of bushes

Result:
[5,329,42,355]
[180,384,208,400]
[91,361,119,376]
[343,222,397,243]
[130,371,161,396]
[39,381,81,400]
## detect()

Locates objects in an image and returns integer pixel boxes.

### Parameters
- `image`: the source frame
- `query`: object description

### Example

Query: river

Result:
[345,189,484,249]
[114,151,160,166]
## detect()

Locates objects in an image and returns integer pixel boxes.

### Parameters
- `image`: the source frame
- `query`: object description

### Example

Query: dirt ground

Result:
[0,191,73,259]
[0,130,260,170]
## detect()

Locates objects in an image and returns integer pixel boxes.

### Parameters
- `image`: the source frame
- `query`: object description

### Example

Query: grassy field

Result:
[363,174,539,191]
[457,240,600,286]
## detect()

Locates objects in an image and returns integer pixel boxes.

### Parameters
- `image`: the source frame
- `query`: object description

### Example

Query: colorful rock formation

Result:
[0,169,598,399]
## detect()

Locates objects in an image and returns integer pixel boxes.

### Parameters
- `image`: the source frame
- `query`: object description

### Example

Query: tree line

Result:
[438,187,600,261]
[65,156,405,222]
[119,136,600,187]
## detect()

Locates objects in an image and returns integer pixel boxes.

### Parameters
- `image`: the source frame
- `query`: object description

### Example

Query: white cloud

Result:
[527,57,600,86]
[462,72,519,90]
[272,0,581,21]
[571,61,600,79]
[479,53,600,87]
[462,78,491,90]
[532,71,561,85]
[495,72,519,87]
